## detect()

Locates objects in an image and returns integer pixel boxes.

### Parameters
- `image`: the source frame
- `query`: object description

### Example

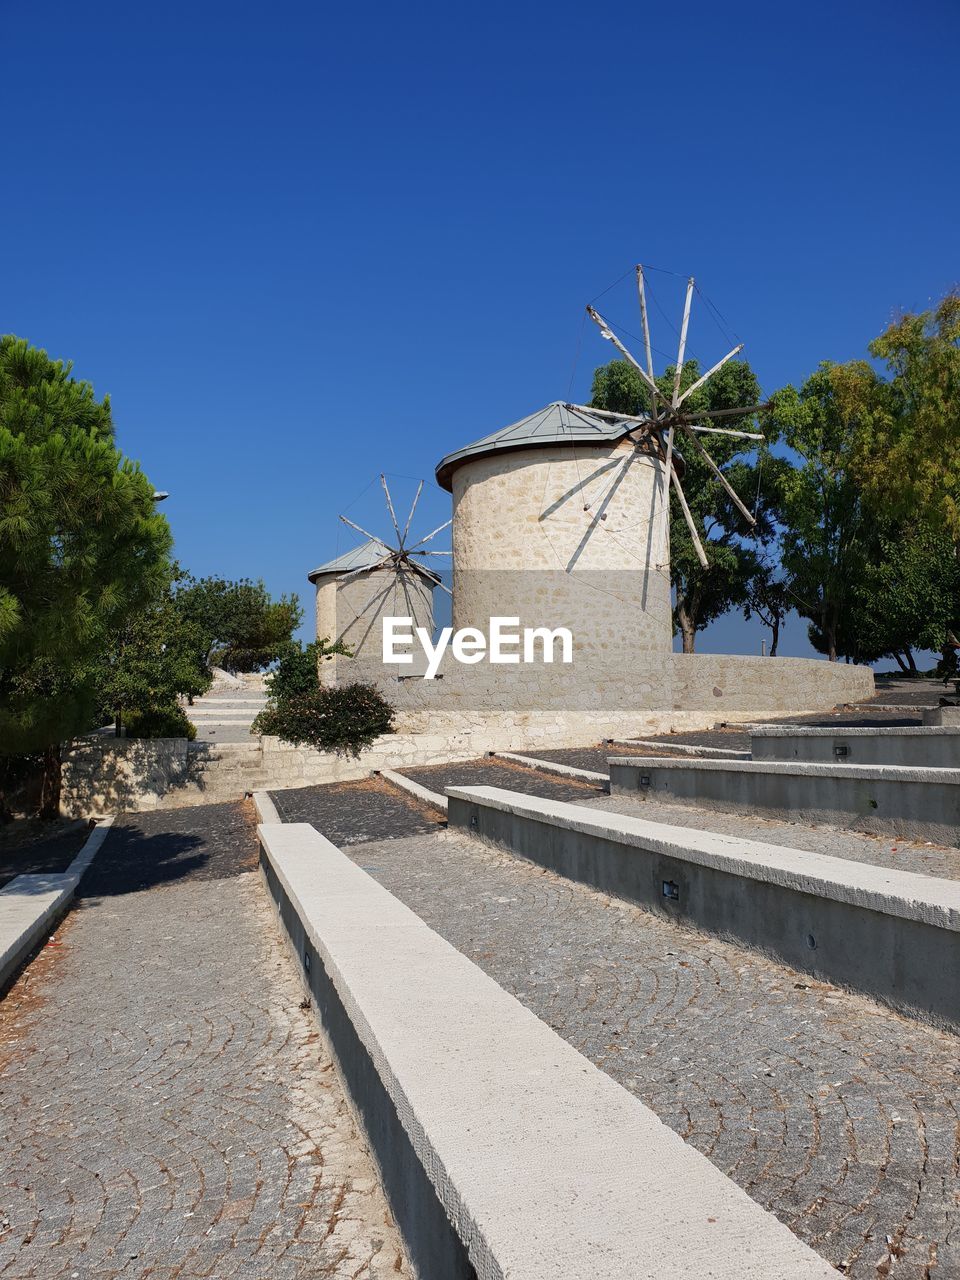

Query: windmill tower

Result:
[434,268,763,669]
[307,477,449,683]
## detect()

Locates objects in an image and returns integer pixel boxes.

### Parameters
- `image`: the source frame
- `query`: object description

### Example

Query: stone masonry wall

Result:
[61,653,873,815]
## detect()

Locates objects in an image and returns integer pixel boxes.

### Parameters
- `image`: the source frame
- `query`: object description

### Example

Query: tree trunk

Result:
[769,619,780,658]
[39,744,62,821]
[893,652,910,674]
[905,647,918,674]
[677,604,696,654]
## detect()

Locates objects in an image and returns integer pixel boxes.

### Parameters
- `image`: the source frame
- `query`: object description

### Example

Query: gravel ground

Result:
[270,777,443,845]
[344,827,960,1279]
[0,822,90,891]
[400,757,604,803]
[0,801,408,1279]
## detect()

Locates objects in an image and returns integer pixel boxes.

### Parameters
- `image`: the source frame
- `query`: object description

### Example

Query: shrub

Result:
[123,704,197,740]
[253,682,394,758]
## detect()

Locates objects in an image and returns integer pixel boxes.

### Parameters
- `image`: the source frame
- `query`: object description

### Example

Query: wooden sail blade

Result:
[678,424,757,526]
[676,343,744,407]
[671,277,695,408]
[635,265,659,418]
[407,517,452,549]
[688,424,765,441]
[562,403,656,428]
[380,474,403,544]
[670,466,709,568]
[586,305,664,407]
[335,554,395,585]
[682,403,769,420]
[339,513,388,547]
[400,479,424,547]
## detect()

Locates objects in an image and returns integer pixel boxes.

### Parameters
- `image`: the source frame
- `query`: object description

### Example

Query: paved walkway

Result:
[340,826,959,1280]
[0,801,407,1279]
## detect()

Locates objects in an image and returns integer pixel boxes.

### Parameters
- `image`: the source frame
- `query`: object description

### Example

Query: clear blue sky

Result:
[2,0,956,664]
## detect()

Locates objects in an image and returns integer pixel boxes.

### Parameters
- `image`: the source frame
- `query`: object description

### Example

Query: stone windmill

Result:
[434,267,764,664]
[308,477,450,679]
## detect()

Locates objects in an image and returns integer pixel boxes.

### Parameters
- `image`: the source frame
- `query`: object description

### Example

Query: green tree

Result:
[97,570,212,738]
[855,290,960,538]
[591,357,772,652]
[744,570,791,657]
[765,361,888,661]
[174,576,302,672]
[0,337,172,815]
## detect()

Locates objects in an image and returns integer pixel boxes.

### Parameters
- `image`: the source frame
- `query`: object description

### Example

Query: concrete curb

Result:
[609,737,752,759]
[257,820,834,1279]
[252,790,281,824]
[0,816,114,992]
[608,754,960,846]
[752,725,960,767]
[491,751,607,784]
[377,768,448,814]
[446,786,960,1029]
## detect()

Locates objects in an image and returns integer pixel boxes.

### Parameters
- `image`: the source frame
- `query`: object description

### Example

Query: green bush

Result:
[264,639,345,704]
[253,682,394,758]
[123,704,197,740]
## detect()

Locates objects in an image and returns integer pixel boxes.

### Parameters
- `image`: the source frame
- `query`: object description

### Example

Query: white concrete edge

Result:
[607,754,960,784]
[377,768,448,813]
[252,790,281,824]
[611,738,752,758]
[0,816,114,989]
[752,725,960,738]
[446,785,960,933]
[258,821,833,1279]
[492,751,607,784]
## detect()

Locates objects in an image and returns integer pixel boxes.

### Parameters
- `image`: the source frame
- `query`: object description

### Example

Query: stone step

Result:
[752,724,960,767]
[258,820,834,1280]
[607,754,960,846]
[445,785,960,1030]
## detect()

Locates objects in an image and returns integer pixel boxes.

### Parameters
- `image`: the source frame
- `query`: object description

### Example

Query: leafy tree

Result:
[253,640,391,758]
[97,570,211,738]
[854,291,960,538]
[0,337,171,815]
[744,570,791,657]
[174,576,302,672]
[765,361,888,661]
[591,357,772,652]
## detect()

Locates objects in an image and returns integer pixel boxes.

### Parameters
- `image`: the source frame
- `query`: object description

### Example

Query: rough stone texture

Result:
[343,827,960,1280]
[0,802,408,1279]
[314,566,435,684]
[450,439,673,655]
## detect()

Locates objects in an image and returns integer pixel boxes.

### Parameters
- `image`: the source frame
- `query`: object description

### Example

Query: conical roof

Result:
[435,401,650,491]
[307,538,437,585]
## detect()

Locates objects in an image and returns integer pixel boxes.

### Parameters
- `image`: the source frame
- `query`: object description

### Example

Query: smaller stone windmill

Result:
[307,476,450,679]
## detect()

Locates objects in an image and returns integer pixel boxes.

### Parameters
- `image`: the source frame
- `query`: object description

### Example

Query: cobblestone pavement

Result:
[0,801,408,1279]
[401,757,604,803]
[0,824,90,891]
[270,778,442,845]
[585,793,960,881]
[346,828,960,1278]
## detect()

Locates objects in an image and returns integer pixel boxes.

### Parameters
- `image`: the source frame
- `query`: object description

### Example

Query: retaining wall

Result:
[608,755,960,846]
[446,786,960,1031]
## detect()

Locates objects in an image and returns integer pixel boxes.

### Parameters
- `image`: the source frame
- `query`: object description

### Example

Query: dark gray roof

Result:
[435,401,651,491]
[308,538,437,585]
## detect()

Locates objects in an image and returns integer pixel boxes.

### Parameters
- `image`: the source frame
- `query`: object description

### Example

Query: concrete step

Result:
[258,819,834,1279]
[607,754,960,846]
[752,724,960,767]
[445,785,960,1030]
